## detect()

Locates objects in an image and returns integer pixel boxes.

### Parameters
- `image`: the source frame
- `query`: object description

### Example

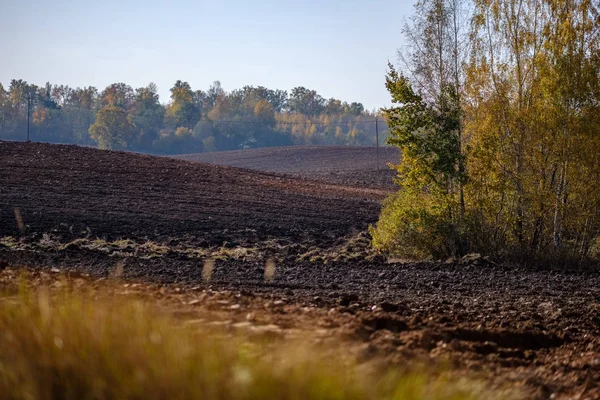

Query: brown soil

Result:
[177,145,400,189]
[0,141,384,245]
[2,141,600,399]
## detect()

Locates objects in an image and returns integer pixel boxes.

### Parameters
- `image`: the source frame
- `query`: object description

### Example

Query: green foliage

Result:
[0,80,384,154]
[373,0,469,261]
[370,189,458,259]
[374,63,465,259]
[166,80,201,128]
[375,0,600,266]
[153,127,203,154]
[130,84,163,149]
[89,104,136,150]
[288,86,325,116]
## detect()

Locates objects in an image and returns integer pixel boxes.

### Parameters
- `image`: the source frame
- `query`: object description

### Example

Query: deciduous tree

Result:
[89,104,136,150]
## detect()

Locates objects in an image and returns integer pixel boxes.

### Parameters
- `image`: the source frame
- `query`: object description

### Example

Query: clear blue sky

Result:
[1,0,415,110]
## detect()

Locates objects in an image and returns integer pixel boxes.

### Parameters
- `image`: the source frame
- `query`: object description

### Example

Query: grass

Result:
[0,276,521,400]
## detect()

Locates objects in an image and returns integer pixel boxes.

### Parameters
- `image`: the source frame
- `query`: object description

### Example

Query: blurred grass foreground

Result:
[0,276,517,400]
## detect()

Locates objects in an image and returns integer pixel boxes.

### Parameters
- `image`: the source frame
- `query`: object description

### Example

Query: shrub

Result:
[370,189,459,260]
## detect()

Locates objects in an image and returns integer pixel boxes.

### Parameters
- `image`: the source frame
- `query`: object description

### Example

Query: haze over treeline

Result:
[0,80,387,154]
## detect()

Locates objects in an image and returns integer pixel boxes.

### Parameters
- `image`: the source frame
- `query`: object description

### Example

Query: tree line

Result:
[371,0,600,266]
[0,80,386,154]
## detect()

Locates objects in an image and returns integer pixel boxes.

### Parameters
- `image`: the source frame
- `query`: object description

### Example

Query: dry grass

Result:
[0,232,381,265]
[202,258,216,282]
[0,277,521,400]
[264,258,277,283]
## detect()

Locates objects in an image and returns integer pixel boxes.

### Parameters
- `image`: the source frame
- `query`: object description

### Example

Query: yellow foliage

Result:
[375,0,600,264]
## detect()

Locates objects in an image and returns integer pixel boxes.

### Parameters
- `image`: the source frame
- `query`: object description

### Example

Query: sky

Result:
[1,0,415,111]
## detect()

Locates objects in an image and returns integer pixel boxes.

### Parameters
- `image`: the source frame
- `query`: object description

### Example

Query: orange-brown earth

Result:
[1,141,600,399]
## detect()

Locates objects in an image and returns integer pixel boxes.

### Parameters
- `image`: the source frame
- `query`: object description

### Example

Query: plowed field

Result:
[0,141,384,245]
[178,145,399,189]
[2,141,600,399]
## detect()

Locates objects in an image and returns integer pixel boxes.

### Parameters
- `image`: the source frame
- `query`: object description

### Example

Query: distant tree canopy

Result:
[0,79,387,153]
[89,105,136,150]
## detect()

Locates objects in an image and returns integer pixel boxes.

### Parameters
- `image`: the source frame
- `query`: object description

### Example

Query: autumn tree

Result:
[288,87,325,116]
[0,83,7,132]
[371,64,465,258]
[100,83,134,109]
[1,78,378,152]
[64,86,98,144]
[374,0,600,265]
[540,0,600,252]
[166,80,200,129]
[130,83,164,149]
[205,81,225,110]
[254,99,276,125]
[371,0,470,257]
[89,104,136,150]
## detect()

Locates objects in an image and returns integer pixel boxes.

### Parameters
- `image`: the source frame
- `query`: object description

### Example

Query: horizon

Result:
[1,0,416,111]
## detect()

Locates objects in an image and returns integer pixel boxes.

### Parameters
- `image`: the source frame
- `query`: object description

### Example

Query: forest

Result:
[0,80,386,154]
[371,0,600,266]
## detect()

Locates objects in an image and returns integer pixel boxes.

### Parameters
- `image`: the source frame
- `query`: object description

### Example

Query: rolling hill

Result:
[177,146,400,189]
